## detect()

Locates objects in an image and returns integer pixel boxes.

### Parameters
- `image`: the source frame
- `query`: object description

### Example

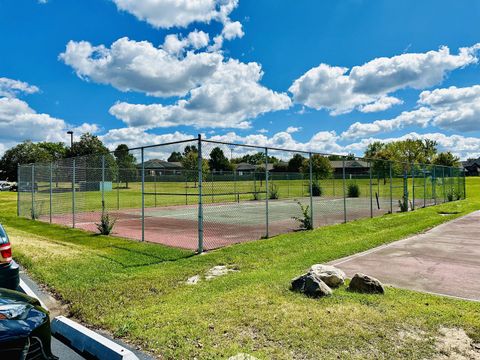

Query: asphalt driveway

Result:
[332,211,480,301]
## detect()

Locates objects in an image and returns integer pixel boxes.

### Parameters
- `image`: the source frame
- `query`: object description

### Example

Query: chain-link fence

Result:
[18,136,467,252]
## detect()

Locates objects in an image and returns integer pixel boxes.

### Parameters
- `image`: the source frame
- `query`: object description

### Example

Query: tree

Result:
[67,133,117,180]
[68,133,110,157]
[300,154,333,180]
[183,145,198,157]
[433,152,460,167]
[167,151,183,162]
[288,154,305,172]
[114,144,137,188]
[208,147,232,171]
[0,141,52,181]
[38,142,67,161]
[181,151,209,187]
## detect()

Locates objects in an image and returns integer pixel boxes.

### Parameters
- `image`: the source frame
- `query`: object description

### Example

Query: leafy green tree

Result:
[167,151,183,162]
[183,145,198,157]
[38,142,67,161]
[433,152,460,167]
[300,154,333,180]
[287,154,305,172]
[181,151,209,187]
[208,147,232,171]
[68,133,110,157]
[68,133,117,180]
[114,144,137,188]
[0,141,51,181]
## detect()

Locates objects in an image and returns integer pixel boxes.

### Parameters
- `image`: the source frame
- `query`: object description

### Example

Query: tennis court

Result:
[43,195,392,250]
[19,137,465,252]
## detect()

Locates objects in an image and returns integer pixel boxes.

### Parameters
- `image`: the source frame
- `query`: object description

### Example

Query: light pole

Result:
[67,131,74,149]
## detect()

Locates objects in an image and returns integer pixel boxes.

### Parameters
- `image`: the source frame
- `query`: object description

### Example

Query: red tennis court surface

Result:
[332,210,480,301]
[40,196,405,250]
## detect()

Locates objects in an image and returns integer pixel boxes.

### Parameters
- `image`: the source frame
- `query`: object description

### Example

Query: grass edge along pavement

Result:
[1,178,479,359]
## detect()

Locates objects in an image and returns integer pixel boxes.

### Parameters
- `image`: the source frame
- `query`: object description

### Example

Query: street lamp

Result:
[67,131,73,148]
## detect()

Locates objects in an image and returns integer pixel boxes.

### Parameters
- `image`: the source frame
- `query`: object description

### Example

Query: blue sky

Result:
[1,0,480,158]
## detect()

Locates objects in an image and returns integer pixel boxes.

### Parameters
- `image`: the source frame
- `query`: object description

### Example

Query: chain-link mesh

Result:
[18,138,467,252]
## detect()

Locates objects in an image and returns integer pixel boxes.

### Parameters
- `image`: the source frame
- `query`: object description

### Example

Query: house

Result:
[330,160,371,177]
[234,162,274,176]
[462,158,480,176]
[138,159,184,176]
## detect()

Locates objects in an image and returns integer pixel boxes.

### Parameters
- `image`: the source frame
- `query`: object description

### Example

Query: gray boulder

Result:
[303,274,332,298]
[309,264,346,288]
[291,274,307,292]
[348,273,385,294]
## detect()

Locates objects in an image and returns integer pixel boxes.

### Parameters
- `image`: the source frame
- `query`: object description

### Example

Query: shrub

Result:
[310,181,322,197]
[292,201,313,231]
[398,198,408,212]
[446,188,462,202]
[252,190,260,201]
[96,212,116,235]
[347,182,360,198]
[269,183,279,200]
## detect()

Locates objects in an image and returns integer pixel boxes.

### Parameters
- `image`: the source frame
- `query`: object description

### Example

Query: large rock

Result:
[303,274,332,298]
[309,264,346,288]
[348,273,385,294]
[291,274,307,292]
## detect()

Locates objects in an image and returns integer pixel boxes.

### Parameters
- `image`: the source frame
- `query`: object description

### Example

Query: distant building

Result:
[234,162,274,175]
[330,160,371,177]
[462,158,480,176]
[138,159,183,176]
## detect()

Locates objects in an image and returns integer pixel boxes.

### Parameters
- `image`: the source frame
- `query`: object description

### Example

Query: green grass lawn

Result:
[2,178,479,359]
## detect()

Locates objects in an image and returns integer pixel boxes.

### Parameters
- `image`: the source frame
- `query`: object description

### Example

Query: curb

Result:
[19,278,49,310]
[51,316,139,360]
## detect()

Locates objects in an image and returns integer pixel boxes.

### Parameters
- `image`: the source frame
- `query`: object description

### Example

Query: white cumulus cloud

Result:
[109,59,291,129]
[290,44,480,115]
[0,78,39,98]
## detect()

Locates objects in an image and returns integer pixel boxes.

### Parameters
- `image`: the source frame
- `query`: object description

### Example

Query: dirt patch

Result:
[433,327,480,360]
[185,265,238,285]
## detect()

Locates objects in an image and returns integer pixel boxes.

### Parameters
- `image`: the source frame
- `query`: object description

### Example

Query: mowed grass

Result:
[1,178,478,359]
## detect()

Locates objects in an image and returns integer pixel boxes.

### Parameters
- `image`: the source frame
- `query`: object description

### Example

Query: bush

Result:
[96,212,116,235]
[347,182,360,198]
[447,188,462,201]
[398,198,408,212]
[292,201,313,231]
[310,181,322,197]
[269,183,279,200]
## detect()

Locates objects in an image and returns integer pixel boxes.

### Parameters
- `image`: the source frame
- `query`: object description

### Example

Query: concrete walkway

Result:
[331,211,480,301]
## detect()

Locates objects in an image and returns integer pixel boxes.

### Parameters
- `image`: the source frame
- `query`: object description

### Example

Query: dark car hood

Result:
[0,288,49,342]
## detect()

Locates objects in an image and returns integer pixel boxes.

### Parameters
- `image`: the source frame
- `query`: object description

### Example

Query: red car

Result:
[0,224,19,290]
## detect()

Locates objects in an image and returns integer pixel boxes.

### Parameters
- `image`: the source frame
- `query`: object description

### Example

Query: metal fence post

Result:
[369,160,373,218]
[141,148,145,242]
[433,166,437,205]
[403,167,408,211]
[72,159,76,228]
[117,172,120,210]
[101,155,105,213]
[411,165,415,210]
[31,164,35,219]
[342,159,347,223]
[309,153,314,228]
[423,165,427,208]
[17,166,20,217]
[49,162,53,223]
[154,172,157,207]
[442,167,446,202]
[389,162,393,213]
[463,168,467,199]
[265,147,269,238]
[197,135,204,253]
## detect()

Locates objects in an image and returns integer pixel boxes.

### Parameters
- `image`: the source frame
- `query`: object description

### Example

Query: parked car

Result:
[0,224,19,290]
[0,181,11,191]
[0,288,58,359]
